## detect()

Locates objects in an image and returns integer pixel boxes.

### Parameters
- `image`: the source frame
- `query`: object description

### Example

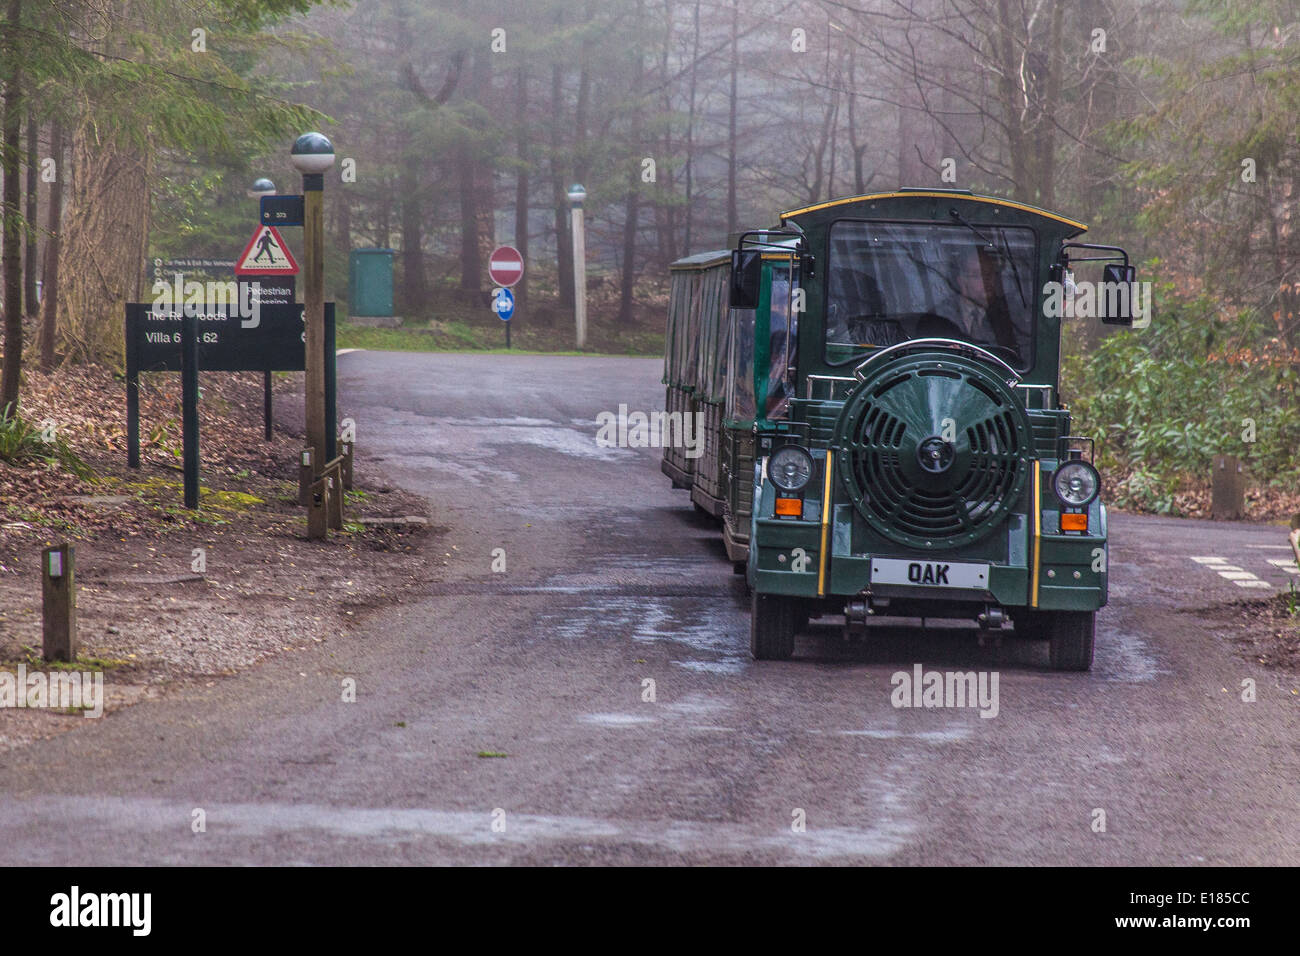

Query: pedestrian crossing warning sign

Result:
[235,225,299,276]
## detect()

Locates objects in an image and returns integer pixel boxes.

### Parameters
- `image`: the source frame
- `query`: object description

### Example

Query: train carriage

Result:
[663,187,1137,671]
[663,240,797,562]
[661,251,725,491]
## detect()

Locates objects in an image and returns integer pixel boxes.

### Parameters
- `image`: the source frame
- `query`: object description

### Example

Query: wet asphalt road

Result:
[0,351,1297,865]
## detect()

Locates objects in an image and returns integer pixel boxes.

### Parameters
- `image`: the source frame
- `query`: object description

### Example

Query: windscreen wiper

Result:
[948,207,995,247]
[950,207,1028,312]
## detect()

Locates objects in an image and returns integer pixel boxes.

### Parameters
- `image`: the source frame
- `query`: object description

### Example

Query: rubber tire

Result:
[751,591,797,661]
[1047,611,1096,671]
[794,600,812,634]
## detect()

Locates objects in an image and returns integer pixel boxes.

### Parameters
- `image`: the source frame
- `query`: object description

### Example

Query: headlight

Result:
[1052,461,1100,507]
[769,445,814,493]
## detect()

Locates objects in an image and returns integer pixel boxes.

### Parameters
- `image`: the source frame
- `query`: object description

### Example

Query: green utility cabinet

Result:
[348,248,395,317]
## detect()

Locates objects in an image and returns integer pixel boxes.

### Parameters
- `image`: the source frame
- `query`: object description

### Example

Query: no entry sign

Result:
[488,245,524,288]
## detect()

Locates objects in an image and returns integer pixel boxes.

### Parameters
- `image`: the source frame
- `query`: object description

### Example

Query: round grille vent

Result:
[833,353,1031,549]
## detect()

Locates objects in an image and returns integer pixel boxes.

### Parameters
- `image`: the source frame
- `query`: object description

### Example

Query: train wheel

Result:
[1047,611,1096,671]
[751,592,797,661]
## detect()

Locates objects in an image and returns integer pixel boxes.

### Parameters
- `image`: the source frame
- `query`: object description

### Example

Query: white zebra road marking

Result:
[1185,556,1273,589]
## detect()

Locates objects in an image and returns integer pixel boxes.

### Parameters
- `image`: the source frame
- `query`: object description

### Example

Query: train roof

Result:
[669,249,731,271]
[778,189,1087,233]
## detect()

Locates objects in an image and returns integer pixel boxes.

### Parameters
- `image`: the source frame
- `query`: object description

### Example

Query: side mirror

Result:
[730,250,761,310]
[1100,263,1137,326]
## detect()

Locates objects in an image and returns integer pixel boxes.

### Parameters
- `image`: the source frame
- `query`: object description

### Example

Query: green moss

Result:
[202,489,265,510]
[10,649,130,671]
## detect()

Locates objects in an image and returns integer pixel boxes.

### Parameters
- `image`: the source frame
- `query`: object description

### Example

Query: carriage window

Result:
[727,306,757,421]
[766,260,797,419]
[825,220,1036,368]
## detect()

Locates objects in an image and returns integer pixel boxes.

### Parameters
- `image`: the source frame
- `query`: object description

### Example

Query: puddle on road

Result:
[579,713,657,727]
[839,728,971,743]
[367,413,633,489]
[0,795,911,862]
[428,416,631,462]
[1096,624,1166,683]
[535,596,747,674]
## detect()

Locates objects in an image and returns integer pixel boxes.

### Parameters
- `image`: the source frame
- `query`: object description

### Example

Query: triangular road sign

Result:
[235,225,299,276]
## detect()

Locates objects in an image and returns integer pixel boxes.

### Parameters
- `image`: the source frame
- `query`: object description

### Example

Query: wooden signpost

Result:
[124,302,336,508]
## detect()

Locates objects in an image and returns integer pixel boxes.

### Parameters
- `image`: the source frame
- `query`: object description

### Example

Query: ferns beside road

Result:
[1063,292,1300,515]
[0,405,93,479]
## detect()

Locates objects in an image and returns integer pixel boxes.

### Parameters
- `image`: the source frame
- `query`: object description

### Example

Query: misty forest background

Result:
[2,0,1299,511]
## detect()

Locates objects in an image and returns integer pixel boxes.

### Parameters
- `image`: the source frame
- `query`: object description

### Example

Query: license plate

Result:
[871,558,989,589]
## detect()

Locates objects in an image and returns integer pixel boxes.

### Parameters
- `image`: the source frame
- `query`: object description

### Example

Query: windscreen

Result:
[825,220,1037,368]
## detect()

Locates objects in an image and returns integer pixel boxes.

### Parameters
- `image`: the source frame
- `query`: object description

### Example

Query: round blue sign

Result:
[491,287,515,321]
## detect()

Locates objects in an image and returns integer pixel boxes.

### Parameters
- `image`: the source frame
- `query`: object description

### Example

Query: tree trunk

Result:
[336,192,351,254]
[994,0,1029,199]
[726,0,738,237]
[847,47,865,193]
[1035,1,1064,207]
[1,0,24,412]
[514,67,529,312]
[38,120,62,371]
[399,156,428,313]
[57,118,150,364]
[618,0,645,326]
[684,0,700,253]
[551,61,573,309]
[23,107,36,316]
[457,144,479,296]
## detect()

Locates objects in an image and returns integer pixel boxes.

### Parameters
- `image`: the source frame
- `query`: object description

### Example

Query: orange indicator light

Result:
[1060,513,1088,532]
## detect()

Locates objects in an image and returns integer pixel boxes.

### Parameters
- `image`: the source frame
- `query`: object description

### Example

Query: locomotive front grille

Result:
[834,353,1032,550]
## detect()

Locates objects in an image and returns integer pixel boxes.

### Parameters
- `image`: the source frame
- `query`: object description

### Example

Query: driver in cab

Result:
[931,250,1021,357]
[936,252,993,340]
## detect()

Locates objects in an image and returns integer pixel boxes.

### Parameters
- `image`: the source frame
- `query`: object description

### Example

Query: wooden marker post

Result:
[340,441,354,491]
[42,543,77,662]
[1211,455,1245,520]
[325,463,344,531]
[307,478,329,539]
[299,447,315,506]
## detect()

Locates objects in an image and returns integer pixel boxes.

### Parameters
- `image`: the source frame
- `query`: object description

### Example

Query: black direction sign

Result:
[260,194,305,227]
[125,301,318,373]
[123,301,338,476]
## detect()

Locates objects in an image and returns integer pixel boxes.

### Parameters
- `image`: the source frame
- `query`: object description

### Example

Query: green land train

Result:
[663,188,1139,670]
